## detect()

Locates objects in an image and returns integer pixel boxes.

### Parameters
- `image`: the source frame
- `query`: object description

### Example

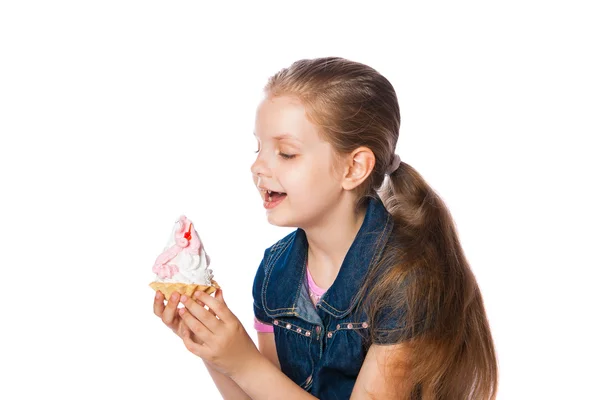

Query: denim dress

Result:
[253,195,409,399]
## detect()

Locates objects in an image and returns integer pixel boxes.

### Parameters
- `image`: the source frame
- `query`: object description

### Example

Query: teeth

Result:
[268,190,272,194]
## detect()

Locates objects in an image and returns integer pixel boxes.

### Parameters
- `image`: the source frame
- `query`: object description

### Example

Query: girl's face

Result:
[251,95,344,228]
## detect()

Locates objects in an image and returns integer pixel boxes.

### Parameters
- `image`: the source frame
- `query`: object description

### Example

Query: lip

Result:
[258,187,287,209]
[263,194,286,210]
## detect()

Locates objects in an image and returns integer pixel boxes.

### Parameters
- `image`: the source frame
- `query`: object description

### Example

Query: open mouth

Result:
[264,189,287,202]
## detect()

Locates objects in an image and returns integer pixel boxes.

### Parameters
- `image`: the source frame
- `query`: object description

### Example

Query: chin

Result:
[266,213,297,228]
[264,198,318,229]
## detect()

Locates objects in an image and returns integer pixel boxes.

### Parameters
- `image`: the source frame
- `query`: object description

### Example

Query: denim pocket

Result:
[323,321,370,377]
[273,319,314,388]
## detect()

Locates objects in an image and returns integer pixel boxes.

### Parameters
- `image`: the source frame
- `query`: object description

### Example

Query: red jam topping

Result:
[184,223,192,241]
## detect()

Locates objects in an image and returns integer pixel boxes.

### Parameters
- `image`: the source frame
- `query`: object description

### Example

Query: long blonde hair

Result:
[264,57,498,399]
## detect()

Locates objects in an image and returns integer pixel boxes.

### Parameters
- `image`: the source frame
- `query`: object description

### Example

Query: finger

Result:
[181,328,208,359]
[193,293,216,317]
[178,323,203,345]
[215,288,225,303]
[194,290,233,323]
[211,290,225,318]
[180,294,221,333]
[153,291,165,317]
[161,291,180,326]
[178,307,213,343]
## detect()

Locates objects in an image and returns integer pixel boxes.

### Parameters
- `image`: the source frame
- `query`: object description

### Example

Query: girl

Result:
[154,57,498,399]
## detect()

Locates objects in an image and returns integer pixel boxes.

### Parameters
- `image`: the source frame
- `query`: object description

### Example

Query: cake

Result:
[149,215,219,299]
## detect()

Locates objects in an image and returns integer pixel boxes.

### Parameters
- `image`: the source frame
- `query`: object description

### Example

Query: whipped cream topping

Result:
[152,215,213,285]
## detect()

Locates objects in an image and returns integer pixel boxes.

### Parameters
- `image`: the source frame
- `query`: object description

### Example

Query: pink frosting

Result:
[152,215,202,279]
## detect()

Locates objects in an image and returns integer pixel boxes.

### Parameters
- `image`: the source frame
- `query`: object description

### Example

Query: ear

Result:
[341,147,376,191]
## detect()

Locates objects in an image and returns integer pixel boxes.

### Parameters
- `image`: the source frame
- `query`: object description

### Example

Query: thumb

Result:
[216,288,225,303]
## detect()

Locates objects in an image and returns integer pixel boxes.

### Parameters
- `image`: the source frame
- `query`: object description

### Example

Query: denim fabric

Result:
[252,195,406,399]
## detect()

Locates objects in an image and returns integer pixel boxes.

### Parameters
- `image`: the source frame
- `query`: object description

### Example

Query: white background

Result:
[1,1,598,399]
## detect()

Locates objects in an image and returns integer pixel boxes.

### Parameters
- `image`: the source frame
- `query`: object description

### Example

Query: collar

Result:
[262,195,394,319]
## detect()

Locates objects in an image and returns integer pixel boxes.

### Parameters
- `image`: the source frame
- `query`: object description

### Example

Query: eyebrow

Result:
[253,132,301,142]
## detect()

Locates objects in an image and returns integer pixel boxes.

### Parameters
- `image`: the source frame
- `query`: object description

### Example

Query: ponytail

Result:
[361,161,498,399]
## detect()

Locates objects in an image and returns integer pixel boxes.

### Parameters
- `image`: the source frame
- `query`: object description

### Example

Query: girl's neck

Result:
[303,195,366,288]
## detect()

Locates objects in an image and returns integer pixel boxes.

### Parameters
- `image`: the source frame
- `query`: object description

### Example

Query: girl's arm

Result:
[203,332,279,399]
[203,361,252,400]
[229,354,318,400]
[350,343,412,399]
[258,332,281,369]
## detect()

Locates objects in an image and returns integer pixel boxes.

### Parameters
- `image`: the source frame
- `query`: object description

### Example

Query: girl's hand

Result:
[178,289,262,379]
[153,291,202,346]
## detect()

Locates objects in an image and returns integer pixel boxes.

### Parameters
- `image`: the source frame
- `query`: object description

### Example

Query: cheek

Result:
[285,162,336,194]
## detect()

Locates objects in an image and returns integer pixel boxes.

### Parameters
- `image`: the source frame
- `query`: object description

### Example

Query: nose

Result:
[250,152,270,178]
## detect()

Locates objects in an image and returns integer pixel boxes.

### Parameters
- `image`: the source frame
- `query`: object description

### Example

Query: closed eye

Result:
[279,152,296,160]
